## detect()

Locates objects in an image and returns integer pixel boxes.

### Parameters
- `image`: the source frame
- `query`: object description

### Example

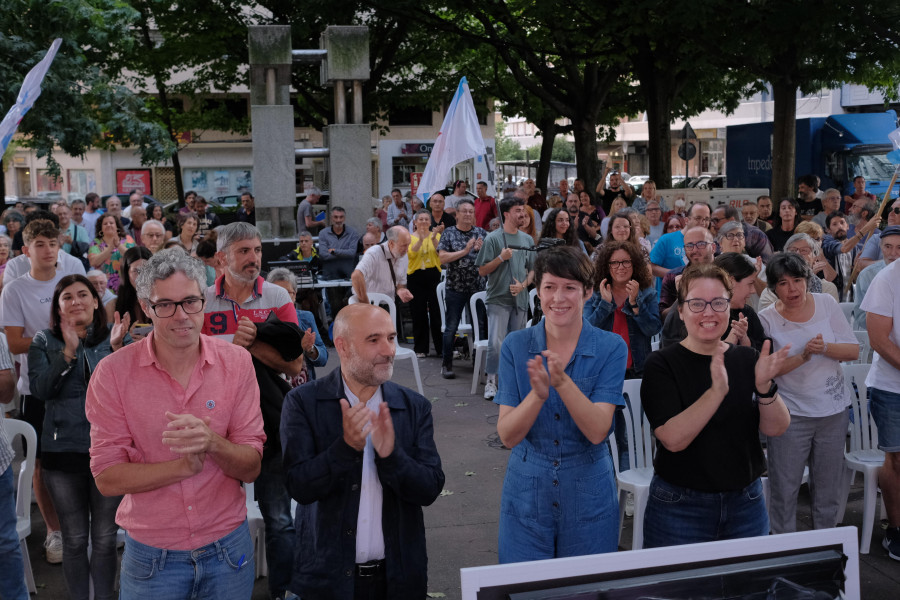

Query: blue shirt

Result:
[649,230,686,270]
[495,319,627,459]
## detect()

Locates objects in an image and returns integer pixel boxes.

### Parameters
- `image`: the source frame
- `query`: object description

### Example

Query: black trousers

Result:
[406,267,443,356]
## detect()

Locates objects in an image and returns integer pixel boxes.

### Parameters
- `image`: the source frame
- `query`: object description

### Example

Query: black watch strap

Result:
[756,381,778,398]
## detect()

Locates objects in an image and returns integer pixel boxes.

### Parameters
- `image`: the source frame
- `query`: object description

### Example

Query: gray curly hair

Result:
[135,248,207,301]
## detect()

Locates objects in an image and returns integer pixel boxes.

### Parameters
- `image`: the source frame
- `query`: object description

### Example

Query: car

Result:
[627,175,649,186]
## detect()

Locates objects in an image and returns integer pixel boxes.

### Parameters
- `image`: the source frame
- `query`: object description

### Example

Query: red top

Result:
[611,303,633,369]
[474,196,498,230]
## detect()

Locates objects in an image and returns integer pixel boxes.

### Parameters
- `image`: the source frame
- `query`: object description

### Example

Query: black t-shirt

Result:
[660,305,768,352]
[431,212,456,230]
[641,343,766,492]
[598,187,629,214]
[766,225,796,252]
[798,197,823,217]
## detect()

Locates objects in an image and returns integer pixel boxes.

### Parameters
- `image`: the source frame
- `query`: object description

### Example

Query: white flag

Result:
[418,77,486,198]
[0,38,62,155]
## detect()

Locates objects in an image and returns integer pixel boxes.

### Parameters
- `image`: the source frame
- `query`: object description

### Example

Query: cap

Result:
[880,225,900,239]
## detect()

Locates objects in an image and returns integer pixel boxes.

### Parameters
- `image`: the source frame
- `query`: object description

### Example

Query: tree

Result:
[0,0,173,194]
[495,121,524,162]
[368,0,631,193]
[735,0,900,200]
[115,0,257,204]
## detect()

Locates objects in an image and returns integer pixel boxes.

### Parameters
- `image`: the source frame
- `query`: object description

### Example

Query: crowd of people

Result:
[0,169,899,599]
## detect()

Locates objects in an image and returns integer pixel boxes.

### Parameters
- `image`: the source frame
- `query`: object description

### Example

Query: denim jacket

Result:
[584,286,661,376]
[28,326,112,453]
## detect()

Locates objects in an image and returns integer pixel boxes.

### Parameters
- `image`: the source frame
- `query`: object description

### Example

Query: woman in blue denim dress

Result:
[495,246,627,563]
[641,264,791,548]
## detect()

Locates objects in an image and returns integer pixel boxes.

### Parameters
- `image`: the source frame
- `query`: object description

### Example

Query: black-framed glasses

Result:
[722,232,745,241]
[684,241,712,250]
[148,297,205,318]
[683,297,730,313]
[609,260,633,269]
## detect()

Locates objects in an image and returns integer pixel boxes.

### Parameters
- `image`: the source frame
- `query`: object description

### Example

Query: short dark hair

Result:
[713,205,739,220]
[798,174,818,189]
[593,241,652,290]
[476,181,487,187]
[241,192,254,199]
[331,206,346,214]
[825,211,847,229]
[853,175,865,183]
[50,275,108,347]
[456,198,475,210]
[765,252,812,292]
[499,197,524,216]
[95,214,127,240]
[714,252,756,281]
[391,188,402,196]
[85,192,100,204]
[534,245,593,291]
[23,219,60,245]
[25,209,59,227]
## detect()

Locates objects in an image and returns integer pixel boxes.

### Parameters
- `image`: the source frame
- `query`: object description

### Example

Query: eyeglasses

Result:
[148,297,205,318]
[609,260,633,269]
[690,217,711,224]
[722,232,745,241]
[789,246,813,256]
[684,241,712,250]
[683,297,731,313]
[892,207,900,215]
[710,217,723,224]
[646,207,661,212]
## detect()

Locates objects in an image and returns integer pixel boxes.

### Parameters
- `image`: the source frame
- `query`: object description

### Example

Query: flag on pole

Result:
[0,38,63,155]
[887,126,900,164]
[417,77,486,198]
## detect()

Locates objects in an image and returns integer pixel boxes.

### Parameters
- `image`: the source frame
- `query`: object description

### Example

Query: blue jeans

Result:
[643,475,769,548]
[42,468,122,600]
[255,453,295,597]
[498,445,619,563]
[870,387,900,452]
[442,289,486,361]
[0,464,28,600]
[119,520,254,600]
[486,303,527,375]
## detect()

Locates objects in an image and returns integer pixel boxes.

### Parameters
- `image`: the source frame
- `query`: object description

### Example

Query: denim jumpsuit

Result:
[495,319,627,563]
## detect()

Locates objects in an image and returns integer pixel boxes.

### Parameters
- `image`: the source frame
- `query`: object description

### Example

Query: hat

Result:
[881,225,900,239]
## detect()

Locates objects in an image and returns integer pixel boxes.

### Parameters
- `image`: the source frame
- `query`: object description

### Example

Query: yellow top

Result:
[407,232,442,273]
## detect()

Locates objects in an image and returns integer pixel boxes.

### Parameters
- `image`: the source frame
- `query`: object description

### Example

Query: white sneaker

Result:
[44,530,63,564]
[484,380,497,400]
[625,492,635,518]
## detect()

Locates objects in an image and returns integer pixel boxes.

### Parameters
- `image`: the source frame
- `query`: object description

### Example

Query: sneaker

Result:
[625,492,635,518]
[416,352,427,358]
[441,365,456,379]
[44,530,63,564]
[883,526,900,561]
[484,380,497,400]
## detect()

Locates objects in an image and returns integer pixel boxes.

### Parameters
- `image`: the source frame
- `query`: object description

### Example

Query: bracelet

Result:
[822,341,828,356]
[758,396,777,406]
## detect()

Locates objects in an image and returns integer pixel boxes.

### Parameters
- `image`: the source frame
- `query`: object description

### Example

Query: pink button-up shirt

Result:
[86,333,265,550]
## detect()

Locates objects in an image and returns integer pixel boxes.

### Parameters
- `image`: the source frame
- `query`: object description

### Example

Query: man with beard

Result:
[202,222,304,600]
[281,303,444,600]
[823,210,881,300]
[658,226,717,318]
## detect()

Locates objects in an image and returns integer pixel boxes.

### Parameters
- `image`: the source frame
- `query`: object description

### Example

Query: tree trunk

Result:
[536,117,557,195]
[572,115,601,193]
[771,79,797,202]
[644,79,673,190]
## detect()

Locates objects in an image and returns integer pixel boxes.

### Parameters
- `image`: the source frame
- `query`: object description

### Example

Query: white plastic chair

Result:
[349,293,424,395]
[244,482,267,578]
[851,330,872,364]
[5,417,37,593]
[613,379,654,550]
[469,291,489,394]
[839,363,884,554]
[839,302,855,326]
[436,281,473,357]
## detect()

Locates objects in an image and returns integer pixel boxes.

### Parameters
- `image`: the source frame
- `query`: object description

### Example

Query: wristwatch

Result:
[756,381,778,398]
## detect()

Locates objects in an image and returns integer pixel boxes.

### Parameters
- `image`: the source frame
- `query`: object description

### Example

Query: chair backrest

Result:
[843,363,875,452]
[853,330,872,364]
[436,280,447,331]
[3,417,37,524]
[840,302,855,326]
[469,291,488,345]
[622,378,654,470]
[348,293,399,347]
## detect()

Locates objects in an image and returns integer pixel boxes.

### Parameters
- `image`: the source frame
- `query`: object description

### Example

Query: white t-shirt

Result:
[860,258,900,391]
[2,251,86,287]
[79,211,100,238]
[0,271,68,395]
[121,202,149,218]
[759,293,856,417]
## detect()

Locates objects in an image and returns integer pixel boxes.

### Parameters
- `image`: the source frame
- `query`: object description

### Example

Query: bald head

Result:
[334,304,396,388]
[386,226,411,258]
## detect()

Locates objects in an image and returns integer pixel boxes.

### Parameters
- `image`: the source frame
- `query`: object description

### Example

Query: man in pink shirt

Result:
[86,248,265,600]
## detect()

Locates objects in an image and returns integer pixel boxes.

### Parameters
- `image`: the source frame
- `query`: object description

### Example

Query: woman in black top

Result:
[766,198,801,251]
[641,263,790,548]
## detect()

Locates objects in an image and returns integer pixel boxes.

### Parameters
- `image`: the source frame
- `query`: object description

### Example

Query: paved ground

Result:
[17,346,900,598]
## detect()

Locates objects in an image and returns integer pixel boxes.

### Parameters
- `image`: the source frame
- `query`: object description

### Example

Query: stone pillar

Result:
[249,25,295,239]
[320,26,371,233]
